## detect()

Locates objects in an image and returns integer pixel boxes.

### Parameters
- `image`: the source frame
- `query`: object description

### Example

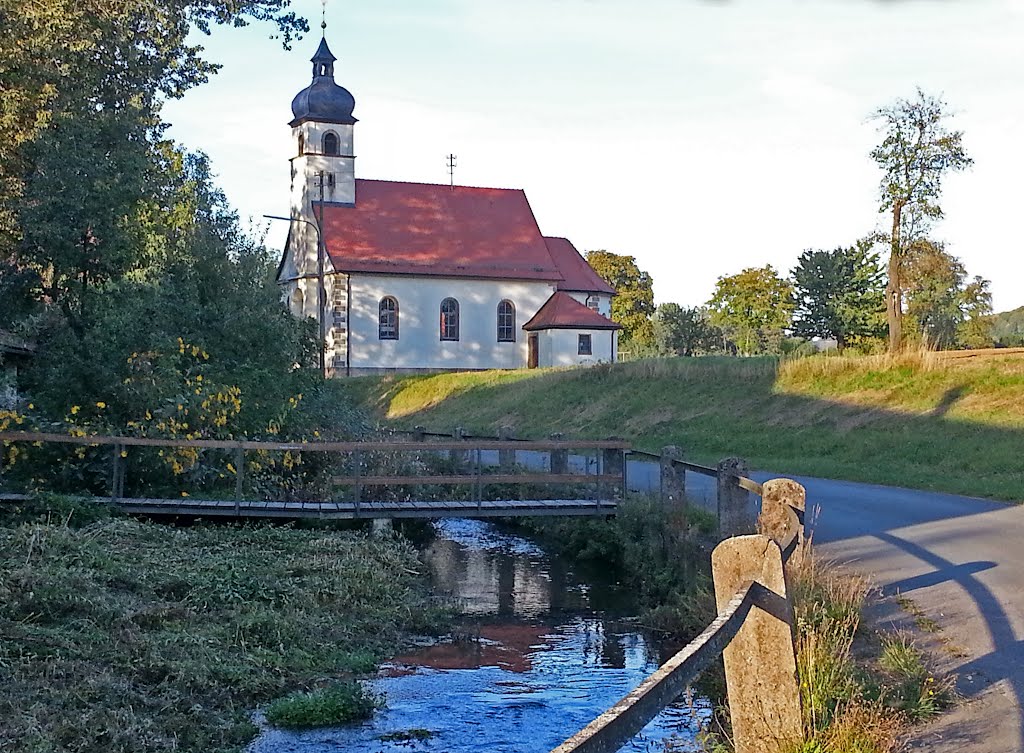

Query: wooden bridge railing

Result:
[0,431,629,517]
[550,477,807,753]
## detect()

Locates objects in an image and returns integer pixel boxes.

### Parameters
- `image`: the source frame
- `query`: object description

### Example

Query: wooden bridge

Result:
[0,431,629,519]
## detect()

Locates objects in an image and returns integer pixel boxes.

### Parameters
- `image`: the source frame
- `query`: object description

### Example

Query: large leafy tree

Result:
[0,0,306,329]
[790,242,886,352]
[902,239,993,350]
[707,266,794,355]
[870,88,972,353]
[654,304,720,357]
[585,250,656,350]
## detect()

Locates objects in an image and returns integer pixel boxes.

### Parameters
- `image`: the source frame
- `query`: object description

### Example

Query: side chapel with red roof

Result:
[276,36,620,376]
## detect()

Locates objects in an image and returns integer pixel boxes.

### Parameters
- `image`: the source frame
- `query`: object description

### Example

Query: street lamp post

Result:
[263,211,327,376]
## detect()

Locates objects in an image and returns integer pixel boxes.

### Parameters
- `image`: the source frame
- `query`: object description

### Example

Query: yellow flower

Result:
[181,491,189,497]
[70,405,80,415]
[27,403,33,410]
[96,401,106,409]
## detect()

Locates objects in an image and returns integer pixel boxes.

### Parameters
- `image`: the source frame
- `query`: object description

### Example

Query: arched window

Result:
[322,132,339,156]
[440,298,460,341]
[378,297,399,340]
[291,288,304,316]
[298,133,305,156]
[497,300,516,342]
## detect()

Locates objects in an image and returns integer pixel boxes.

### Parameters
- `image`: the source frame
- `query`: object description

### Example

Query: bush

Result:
[264,681,381,729]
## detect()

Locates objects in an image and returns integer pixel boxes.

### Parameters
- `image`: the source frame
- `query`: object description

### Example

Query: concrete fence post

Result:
[711,534,803,753]
[449,426,467,468]
[717,456,753,537]
[498,426,516,470]
[660,445,685,508]
[759,478,807,571]
[550,432,567,475]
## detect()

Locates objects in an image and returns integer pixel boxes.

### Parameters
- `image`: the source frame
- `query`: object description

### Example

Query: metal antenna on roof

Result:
[446,153,457,190]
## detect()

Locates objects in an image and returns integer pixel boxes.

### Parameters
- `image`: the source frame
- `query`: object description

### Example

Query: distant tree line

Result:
[589,88,997,358]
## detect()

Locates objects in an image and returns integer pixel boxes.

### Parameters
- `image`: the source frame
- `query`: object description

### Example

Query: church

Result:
[276,36,620,376]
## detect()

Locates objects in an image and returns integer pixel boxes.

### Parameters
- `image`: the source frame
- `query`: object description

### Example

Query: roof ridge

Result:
[356,177,527,193]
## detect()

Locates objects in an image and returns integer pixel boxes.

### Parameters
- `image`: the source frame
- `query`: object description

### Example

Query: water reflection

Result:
[426,518,624,617]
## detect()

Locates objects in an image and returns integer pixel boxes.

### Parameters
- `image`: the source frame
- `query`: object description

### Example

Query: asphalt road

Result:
[627,459,1024,752]
[803,474,1024,752]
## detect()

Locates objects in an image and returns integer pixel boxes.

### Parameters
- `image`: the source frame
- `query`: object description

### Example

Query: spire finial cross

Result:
[321,0,327,35]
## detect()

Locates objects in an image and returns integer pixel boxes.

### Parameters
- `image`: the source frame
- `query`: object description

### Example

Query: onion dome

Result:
[289,37,357,126]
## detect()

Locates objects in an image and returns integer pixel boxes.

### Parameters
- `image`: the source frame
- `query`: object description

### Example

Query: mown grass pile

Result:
[347,351,1024,499]
[0,499,445,753]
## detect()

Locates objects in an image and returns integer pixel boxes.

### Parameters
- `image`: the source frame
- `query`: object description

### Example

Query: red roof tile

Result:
[321,179,562,280]
[522,292,622,331]
[544,237,615,295]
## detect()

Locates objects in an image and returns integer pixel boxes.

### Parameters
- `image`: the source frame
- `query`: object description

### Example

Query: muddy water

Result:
[251,519,708,753]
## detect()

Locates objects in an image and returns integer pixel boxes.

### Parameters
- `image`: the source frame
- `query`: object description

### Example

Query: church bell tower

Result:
[287,33,357,274]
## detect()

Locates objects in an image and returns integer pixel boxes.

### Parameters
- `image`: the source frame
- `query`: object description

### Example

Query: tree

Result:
[22,148,320,436]
[585,250,656,349]
[790,241,886,352]
[0,0,307,319]
[900,240,993,350]
[707,266,794,355]
[870,88,972,352]
[654,304,719,356]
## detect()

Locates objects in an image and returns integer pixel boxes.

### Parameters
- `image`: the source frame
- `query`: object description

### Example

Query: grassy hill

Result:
[342,350,1024,501]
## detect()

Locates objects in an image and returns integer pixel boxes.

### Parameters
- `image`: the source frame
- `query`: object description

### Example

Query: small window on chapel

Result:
[440,298,460,341]
[323,132,339,156]
[298,134,305,156]
[578,334,592,356]
[586,295,600,312]
[379,297,399,340]
[497,300,516,342]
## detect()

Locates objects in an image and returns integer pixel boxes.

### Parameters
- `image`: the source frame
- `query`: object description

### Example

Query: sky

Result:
[162,0,1024,313]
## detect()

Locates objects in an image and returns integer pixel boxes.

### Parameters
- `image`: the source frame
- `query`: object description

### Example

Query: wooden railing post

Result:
[498,425,516,470]
[449,426,466,468]
[110,444,125,503]
[412,425,426,443]
[718,456,753,536]
[550,432,567,475]
[711,534,802,753]
[602,442,625,499]
[659,445,685,508]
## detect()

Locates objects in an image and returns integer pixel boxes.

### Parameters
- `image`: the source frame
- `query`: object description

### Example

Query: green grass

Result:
[0,499,447,752]
[264,681,380,729]
[343,352,1024,500]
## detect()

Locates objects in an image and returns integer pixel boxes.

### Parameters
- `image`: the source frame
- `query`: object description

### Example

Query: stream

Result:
[250,518,709,753]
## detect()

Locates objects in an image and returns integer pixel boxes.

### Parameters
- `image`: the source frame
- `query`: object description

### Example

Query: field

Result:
[344,350,1024,501]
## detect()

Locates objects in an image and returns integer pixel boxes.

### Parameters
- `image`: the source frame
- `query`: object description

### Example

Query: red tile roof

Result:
[522,292,621,331]
[321,180,562,280]
[544,237,615,295]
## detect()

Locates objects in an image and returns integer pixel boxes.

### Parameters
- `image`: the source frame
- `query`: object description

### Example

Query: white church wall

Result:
[539,328,617,368]
[565,292,612,317]
[346,275,556,373]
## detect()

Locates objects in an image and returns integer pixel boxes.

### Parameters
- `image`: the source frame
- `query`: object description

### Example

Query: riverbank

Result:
[0,498,445,753]
[342,352,1024,501]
